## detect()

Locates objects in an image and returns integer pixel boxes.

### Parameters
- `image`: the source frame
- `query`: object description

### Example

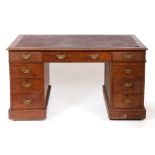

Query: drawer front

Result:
[10,64,44,78]
[113,79,144,93]
[11,92,44,109]
[43,52,112,62]
[112,63,145,79]
[112,93,144,108]
[113,51,145,62]
[11,78,44,92]
[9,52,42,63]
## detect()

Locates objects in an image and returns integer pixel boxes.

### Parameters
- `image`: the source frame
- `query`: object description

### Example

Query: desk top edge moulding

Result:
[8,35,148,120]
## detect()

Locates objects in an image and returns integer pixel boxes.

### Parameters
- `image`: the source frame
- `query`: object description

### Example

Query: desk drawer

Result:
[11,92,44,109]
[113,51,145,62]
[112,63,145,79]
[112,93,144,108]
[113,79,144,93]
[11,78,43,92]
[10,64,44,78]
[9,52,42,63]
[43,52,112,62]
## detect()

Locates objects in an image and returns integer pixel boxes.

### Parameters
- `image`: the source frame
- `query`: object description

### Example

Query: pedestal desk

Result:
[8,35,147,120]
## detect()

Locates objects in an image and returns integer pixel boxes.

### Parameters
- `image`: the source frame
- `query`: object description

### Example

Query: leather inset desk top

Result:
[8,35,147,51]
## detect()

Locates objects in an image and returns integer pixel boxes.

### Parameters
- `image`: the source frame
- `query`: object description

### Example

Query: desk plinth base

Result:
[103,85,146,120]
[9,85,51,120]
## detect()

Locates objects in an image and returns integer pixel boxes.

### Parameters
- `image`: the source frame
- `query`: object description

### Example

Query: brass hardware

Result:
[123,68,133,74]
[124,98,132,105]
[123,82,133,88]
[56,54,66,59]
[89,54,100,60]
[22,82,32,88]
[121,114,127,119]
[123,54,134,59]
[23,99,32,105]
[22,53,31,60]
[22,67,31,74]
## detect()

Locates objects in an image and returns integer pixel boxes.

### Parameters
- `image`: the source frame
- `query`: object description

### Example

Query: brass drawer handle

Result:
[22,67,31,74]
[89,54,99,60]
[123,68,133,74]
[123,54,134,59]
[22,82,32,88]
[56,54,66,59]
[23,99,32,105]
[22,53,31,60]
[124,98,132,105]
[123,82,133,88]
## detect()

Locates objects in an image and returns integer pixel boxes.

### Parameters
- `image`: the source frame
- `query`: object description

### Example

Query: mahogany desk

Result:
[8,35,147,120]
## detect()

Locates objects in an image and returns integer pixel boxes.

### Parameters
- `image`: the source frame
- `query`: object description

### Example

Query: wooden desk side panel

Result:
[44,63,51,108]
[104,62,112,106]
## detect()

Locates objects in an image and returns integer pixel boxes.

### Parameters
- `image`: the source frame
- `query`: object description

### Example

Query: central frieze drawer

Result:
[43,52,112,62]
